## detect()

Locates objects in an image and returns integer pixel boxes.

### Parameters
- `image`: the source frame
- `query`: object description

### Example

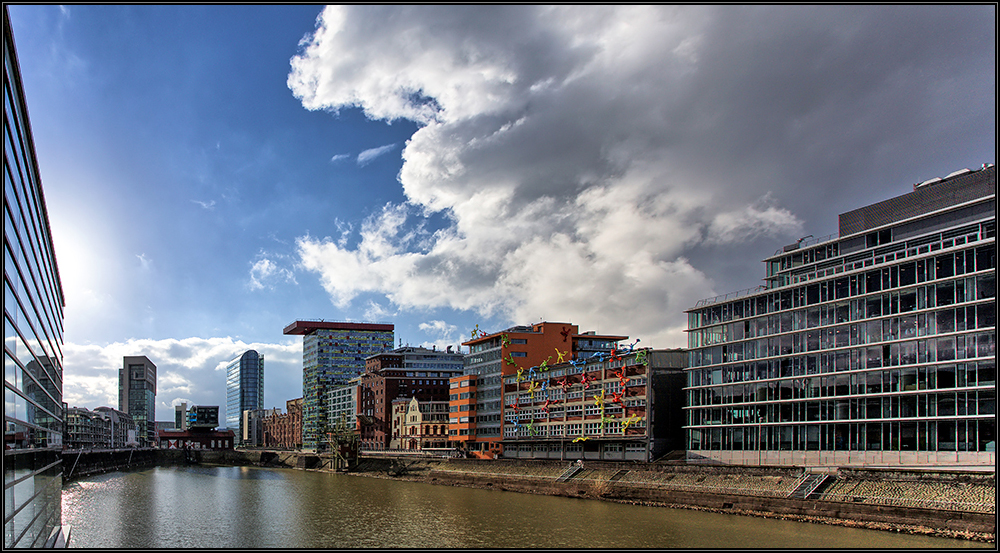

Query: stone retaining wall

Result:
[414,469,994,537]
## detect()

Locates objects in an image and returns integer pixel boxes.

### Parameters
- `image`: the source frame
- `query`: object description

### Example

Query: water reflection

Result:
[62,466,988,549]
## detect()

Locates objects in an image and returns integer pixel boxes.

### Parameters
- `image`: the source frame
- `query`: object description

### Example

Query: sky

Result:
[7,5,995,424]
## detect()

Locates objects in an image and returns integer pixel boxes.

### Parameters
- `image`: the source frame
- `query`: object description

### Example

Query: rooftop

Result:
[283,320,395,335]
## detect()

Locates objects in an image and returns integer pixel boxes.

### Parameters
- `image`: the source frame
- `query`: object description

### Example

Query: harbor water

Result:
[62,465,988,548]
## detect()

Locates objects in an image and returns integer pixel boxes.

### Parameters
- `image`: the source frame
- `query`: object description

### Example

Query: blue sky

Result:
[7,5,995,424]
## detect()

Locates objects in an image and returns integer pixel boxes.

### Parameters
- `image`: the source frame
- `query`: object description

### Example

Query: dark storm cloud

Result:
[290,5,995,345]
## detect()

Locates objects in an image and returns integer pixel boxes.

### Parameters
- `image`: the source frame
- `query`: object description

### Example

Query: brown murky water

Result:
[62,465,988,548]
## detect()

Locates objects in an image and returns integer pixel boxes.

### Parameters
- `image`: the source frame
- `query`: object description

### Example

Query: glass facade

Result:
[685,166,996,467]
[287,322,393,449]
[119,356,156,447]
[464,341,504,442]
[226,349,264,445]
[4,11,67,547]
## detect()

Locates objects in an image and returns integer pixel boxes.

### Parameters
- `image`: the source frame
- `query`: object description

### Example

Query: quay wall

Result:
[350,457,996,540]
[417,469,993,536]
[61,449,159,480]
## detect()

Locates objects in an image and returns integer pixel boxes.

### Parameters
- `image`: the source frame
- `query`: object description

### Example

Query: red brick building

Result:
[263,398,303,449]
[357,346,463,451]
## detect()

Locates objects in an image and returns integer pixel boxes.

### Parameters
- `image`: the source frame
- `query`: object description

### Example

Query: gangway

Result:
[788,473,830,499]
[608,469,630,483]
[556,464,583,482]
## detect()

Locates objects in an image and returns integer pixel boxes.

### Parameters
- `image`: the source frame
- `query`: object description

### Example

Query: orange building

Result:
[448,374,478,450]
[450,322,627,457]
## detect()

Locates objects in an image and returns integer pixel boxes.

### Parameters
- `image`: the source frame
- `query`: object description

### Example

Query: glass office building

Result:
[226,349,264,445]
[4,10,69,547]
[120,356,157,447]
[685,165,995,467]
[284,321,394,449]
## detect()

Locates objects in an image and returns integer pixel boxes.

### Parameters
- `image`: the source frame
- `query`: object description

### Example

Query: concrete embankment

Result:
[347,457,996,543]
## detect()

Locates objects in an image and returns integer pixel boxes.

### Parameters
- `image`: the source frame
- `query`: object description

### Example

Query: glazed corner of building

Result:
[788,164,993,258]
[683,163,996,467]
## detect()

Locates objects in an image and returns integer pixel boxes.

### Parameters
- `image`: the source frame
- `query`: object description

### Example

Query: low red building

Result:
[263,398,303,449]
[158,429,235,450]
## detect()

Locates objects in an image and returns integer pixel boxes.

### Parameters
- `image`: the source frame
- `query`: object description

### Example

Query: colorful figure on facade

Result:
[541,399,551,413]
[634,348,648,365]
[615,368,630,388]
[526,381,539,400]
[501,333,510,347]
[538,356,552,371]
[601,415,616,431]
[505,353,518,367]
[622,413,642,432]
[580,373,592,389]
[470,324,482,338]
[572,436,589,443]
[554,348,568,363]
[610,389,625,405]
[508,417,521,433]
[516,368,525,382]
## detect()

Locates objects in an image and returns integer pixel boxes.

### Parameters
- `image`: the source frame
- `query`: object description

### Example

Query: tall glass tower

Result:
[284,321,394,449]
[4,9,69,547]
[226,349,264,446]
[120,356,157,447]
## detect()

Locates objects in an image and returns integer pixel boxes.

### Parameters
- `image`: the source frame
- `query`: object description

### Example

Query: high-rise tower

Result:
[283,321,394,449]
[120,355,157,447]
[225,349,264,445]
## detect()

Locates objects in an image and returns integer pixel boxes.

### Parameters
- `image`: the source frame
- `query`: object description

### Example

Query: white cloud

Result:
[362,299,396,322]
[62,337,303,420]
[136,253,151,271]
[330,153,351,163]
[704,195,802,245]
[417,320,466,352]
[191,199,216,210]
[287,5,991,347]
[286,6,800,347]
[248,256,297,291]
[356,143,398,166]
